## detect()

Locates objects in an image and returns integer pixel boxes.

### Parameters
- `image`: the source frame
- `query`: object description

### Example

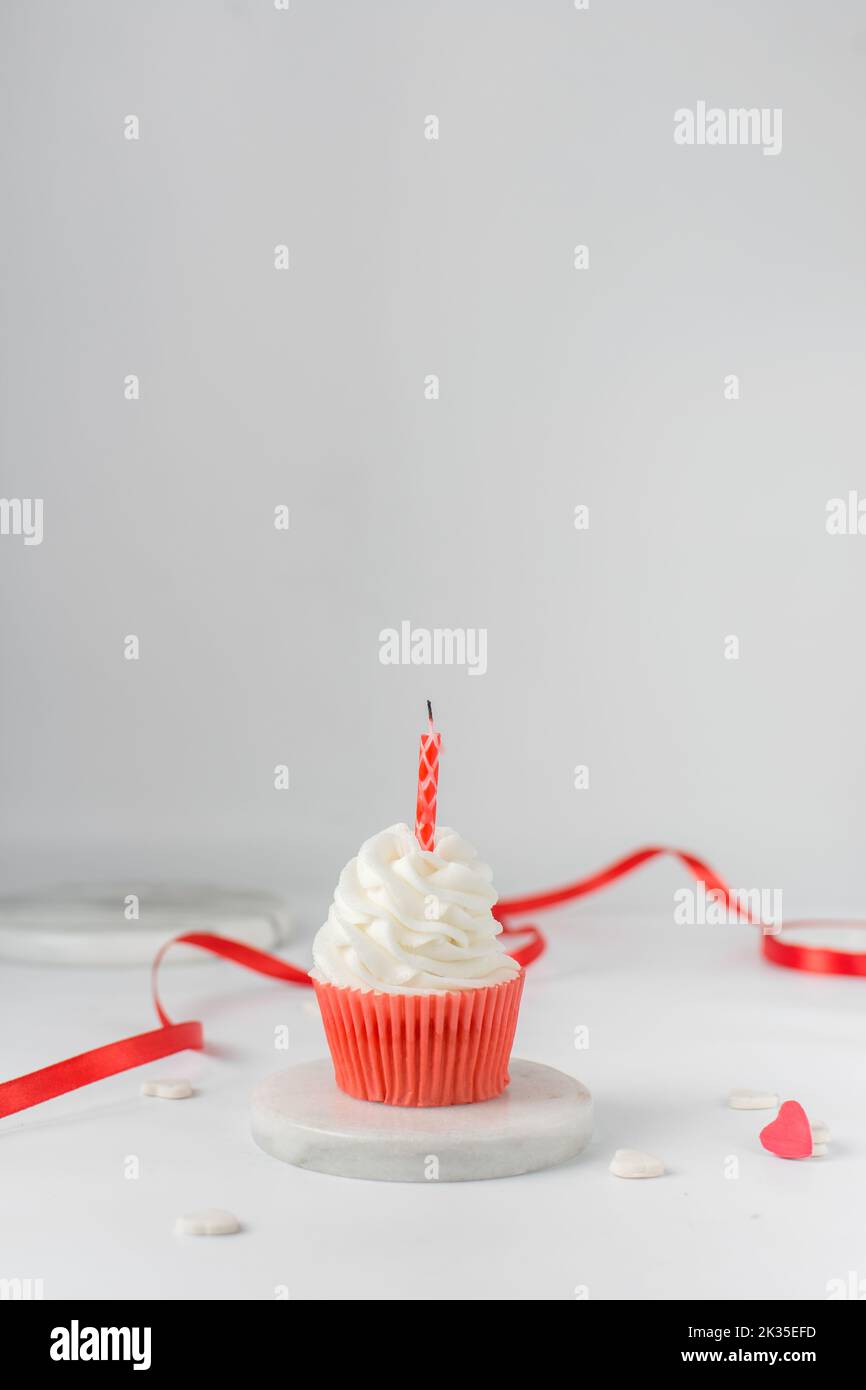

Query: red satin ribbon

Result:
[0,933,311,1120]
[761,922,866,977]
[494,844,756,964]
[0,846,860,1120]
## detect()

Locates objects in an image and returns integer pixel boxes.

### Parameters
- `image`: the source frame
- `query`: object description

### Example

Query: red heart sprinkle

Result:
[759,1100,813,1160]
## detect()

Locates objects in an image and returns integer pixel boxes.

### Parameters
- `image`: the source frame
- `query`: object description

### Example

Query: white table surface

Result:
[1,907,862,1302]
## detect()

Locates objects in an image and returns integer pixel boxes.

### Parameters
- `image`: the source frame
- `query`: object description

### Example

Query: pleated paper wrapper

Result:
[313,971,525,1107]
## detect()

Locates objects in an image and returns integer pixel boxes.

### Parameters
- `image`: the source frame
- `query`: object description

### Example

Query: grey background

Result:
[2,0,864,923]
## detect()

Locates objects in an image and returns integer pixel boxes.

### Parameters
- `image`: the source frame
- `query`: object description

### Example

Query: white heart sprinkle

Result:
[609,1149,665,1179]
[811,1143,828,1157]
[727,1088,779,1111]
[141,1079,193,1100]
[811,1121,830,1145]
[175,1209,240,1237]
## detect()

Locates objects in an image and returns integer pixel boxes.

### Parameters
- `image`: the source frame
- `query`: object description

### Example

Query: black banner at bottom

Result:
[4,1298,861,1373]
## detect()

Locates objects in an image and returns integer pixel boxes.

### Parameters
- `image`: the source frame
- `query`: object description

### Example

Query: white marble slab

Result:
[251,1058,592,1182]
[0,884,292,965]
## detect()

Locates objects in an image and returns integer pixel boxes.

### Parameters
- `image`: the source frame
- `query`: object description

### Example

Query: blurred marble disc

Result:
[251,1059,592,1182]
[0,884,292,966]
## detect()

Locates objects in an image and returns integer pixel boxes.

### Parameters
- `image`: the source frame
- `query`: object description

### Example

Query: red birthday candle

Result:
[415,700,441,851]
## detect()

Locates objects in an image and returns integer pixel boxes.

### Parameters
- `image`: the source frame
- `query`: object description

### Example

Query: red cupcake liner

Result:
[313,971,524,1107]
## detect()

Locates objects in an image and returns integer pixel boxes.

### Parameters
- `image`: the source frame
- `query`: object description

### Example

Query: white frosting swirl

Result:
[311,823,520,995]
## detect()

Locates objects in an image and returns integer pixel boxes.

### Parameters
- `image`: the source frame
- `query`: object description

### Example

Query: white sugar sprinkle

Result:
[609,1149,665,1179]
[175,1209,240,1237]
[727,1088,779,1111]
[141,1079,193,1100]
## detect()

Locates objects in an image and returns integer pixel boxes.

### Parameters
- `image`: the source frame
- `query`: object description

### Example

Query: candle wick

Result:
[426,699,434,727]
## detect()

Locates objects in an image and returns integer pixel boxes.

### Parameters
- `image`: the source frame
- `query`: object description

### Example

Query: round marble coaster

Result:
[251,1059,592,1182]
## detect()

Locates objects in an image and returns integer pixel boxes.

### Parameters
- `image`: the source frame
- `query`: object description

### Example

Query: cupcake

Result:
[311,823,524,1106]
